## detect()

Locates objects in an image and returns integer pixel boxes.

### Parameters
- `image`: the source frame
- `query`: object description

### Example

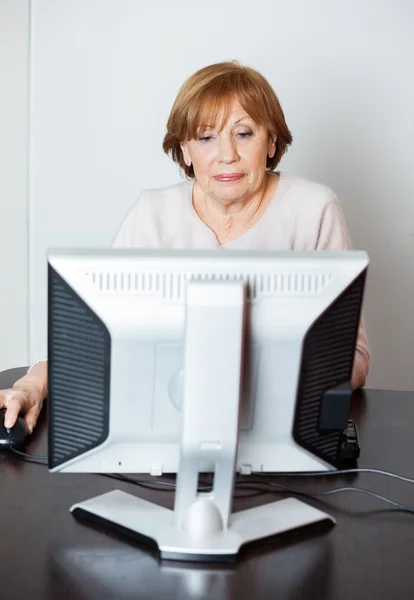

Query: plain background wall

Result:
[0,0,29,371]
[2,0,414,390]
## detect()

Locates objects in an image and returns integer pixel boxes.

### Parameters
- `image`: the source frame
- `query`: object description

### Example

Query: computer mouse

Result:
[0,407,28,449]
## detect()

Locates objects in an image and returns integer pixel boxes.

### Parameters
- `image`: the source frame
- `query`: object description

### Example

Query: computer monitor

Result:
[47,248,368,560]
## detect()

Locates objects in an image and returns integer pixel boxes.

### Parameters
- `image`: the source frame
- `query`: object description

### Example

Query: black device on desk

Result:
[0,407,28,449]
[338,419,360,461]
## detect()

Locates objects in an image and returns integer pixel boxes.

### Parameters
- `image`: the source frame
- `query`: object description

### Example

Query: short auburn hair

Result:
[163,61,293,178]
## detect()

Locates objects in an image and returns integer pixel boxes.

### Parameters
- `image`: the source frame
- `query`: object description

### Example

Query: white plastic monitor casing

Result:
[48,249,368,475]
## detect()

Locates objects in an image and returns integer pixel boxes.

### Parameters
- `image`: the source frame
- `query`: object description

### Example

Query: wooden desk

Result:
[1,367,413,600]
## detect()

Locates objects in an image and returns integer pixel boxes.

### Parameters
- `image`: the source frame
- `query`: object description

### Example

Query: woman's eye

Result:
[237,131,252,139]
[199,135,213,142]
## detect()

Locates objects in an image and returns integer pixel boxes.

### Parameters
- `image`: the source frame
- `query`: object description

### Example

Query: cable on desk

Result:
[252,468,414,485]
[5,429,48,462]
[240,480,414,513]
[9,446,48,461]
[8,451,414,513]
[103,473,268,499]
[105,474,414,513]
[103,473,179,491]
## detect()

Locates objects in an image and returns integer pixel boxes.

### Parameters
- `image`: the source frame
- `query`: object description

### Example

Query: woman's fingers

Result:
[1,385,43,432]
[2,392,23,429]
[23,402,43,434]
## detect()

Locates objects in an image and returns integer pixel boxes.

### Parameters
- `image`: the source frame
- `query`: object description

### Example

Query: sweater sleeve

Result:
[111,189,169,248]
[315,197,370,389]
[112,200,140,248]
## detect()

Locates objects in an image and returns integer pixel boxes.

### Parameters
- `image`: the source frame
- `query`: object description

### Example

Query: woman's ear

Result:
[180,142,192,167]
[268,135,277,159]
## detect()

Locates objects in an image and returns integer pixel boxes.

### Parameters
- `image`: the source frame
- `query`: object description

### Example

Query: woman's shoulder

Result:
[278,172,339,211]
[275,172,350,250]
[112,180,192,248]
[137,179,192,210]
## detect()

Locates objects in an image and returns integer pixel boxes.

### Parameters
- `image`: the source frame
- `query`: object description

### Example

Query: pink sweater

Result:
[113,171,370,387]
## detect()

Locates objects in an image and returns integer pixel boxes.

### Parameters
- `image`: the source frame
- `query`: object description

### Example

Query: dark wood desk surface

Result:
[1,367,413,600]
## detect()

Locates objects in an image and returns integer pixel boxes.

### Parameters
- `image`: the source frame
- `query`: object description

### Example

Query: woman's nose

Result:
[217,135,239,164]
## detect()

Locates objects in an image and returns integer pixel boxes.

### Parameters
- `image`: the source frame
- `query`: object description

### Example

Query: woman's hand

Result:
[0,380,44,433]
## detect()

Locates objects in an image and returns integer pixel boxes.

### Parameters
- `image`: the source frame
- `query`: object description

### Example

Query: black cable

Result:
[8,452,414,513]
[255,480,414,513]
[106,474,414,511]
[103,473,269,499]
[252,468,414,485]
[6,428,48,461]
[9,450,414,488]
[106,474,414,512]
[9,446,48,461]
[103,473,178,491]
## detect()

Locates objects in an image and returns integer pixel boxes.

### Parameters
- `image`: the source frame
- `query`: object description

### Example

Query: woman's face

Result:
[181,97,276,205]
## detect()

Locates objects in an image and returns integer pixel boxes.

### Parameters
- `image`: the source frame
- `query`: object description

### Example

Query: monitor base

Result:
[71,490,335,562]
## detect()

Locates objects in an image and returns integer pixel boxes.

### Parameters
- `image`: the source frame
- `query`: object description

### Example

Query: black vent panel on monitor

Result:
[293,271,366,465]
[48,265,110,469]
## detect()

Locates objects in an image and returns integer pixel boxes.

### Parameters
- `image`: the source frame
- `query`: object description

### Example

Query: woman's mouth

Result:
[213,173,244,183]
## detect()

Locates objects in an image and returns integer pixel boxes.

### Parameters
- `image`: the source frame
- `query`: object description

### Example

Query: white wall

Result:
[0,0,29,371]
[5,0,412,390]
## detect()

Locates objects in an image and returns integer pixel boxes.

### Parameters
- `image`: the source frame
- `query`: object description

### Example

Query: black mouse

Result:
[0,407,28,449]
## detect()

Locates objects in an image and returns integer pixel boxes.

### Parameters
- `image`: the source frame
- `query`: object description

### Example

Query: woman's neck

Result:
[193,172,279,245]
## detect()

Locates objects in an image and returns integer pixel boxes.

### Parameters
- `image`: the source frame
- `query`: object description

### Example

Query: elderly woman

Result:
[0,61,370,432]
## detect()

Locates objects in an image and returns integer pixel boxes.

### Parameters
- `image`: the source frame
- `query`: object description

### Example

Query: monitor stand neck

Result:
[70,281,334,561]
[173,280,246,535]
